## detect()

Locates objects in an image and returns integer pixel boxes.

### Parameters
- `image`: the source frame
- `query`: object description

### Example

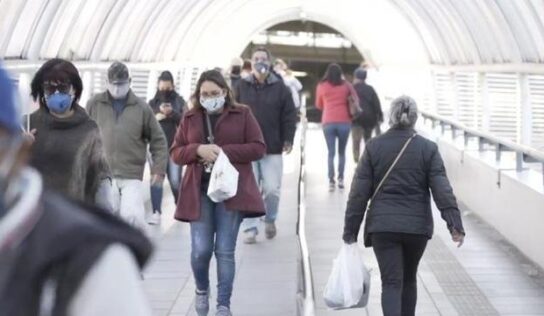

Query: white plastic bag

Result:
[207,150,239,202]
[323,243,371,309]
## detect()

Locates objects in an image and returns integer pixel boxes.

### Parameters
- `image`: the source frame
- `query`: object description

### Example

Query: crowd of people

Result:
[0,45,465,316]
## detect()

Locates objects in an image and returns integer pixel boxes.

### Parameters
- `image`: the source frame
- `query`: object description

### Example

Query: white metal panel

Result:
[486,73,519,142]
[455,72,481,129]
[529,74,544,150]
[130,69,150,99]
[434,71,455,117]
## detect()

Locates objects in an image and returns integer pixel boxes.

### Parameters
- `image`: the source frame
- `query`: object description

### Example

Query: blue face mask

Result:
[45,93,73,114]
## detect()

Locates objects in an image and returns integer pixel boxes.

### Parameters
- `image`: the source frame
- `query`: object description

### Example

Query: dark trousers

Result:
[371,232,428,316]
[351,125,374,162]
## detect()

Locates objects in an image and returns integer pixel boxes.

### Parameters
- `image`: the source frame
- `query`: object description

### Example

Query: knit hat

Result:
[107,62,130,84]
[0,66,21,134]
[353,67,367,81]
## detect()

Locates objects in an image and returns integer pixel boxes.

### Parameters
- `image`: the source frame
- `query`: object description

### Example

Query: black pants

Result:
[371,232,428,316]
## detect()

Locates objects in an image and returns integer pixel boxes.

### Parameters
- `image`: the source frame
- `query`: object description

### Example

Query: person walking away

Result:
[342,96,465,316]
[87,62,168,230]
[274,59,303,111]
[0,65,153,316]
[171,70,266,316]
[25,59,113,211]
[147,70,186,225]
[233,46,297,244]
[315,63,359,191]
[351,67,383,162]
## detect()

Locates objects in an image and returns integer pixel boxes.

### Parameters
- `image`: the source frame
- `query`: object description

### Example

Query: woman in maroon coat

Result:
[170,70,265,316]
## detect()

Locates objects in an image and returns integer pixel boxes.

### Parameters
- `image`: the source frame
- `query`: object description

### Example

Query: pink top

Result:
[315,81,357,124]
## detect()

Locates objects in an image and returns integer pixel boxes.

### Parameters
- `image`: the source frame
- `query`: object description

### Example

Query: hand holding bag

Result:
[207,150,239,202]
[323,243,371,309]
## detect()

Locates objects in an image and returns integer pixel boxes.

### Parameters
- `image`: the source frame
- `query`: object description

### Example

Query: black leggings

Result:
[371,232,428,316]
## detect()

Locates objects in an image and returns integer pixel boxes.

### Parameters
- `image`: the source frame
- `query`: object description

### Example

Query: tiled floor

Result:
[142,126,544,315]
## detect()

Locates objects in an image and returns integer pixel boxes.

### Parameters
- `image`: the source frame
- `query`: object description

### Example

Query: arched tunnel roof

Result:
[1,0,543,67]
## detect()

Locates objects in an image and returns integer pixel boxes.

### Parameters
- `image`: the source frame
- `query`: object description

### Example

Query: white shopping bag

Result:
[207,150,239,202]
[323,243,371,309]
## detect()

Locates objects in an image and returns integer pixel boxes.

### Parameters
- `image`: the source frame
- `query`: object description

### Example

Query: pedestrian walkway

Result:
[141,138,301,316]
[141,125,544,315]
[303,125,544,316]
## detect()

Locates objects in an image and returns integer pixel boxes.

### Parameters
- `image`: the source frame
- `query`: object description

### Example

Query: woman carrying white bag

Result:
[170,70,266,316]
[339,96,465,316]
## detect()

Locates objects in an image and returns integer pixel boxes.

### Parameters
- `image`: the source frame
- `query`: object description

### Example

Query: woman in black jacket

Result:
[342,96,465,316]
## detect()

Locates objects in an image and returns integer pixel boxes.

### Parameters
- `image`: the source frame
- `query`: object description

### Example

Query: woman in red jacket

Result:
[316,63,358,191]
[170,70,266,316]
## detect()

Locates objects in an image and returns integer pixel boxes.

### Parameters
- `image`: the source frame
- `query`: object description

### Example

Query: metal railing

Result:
[296,97,316,316]
[420,109,544,185]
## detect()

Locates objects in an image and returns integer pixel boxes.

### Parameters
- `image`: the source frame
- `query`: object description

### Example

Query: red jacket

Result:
[316,81,358,124]
[170,105,266,222]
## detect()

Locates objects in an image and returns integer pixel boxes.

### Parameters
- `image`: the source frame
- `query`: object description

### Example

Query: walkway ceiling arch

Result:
[1,0,543,68]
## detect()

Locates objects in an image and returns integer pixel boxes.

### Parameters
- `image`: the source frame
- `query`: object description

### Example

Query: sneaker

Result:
[195,290,209,316]
[147,212,161,225]
[338,178,345,189]
[328,180,335,192]
[215,306,232,316]
[243,230,257,244]
[265,222,277,239]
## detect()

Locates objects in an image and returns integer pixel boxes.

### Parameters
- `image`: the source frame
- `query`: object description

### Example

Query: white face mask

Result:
[107,83,130,100]
[200,95,225,113]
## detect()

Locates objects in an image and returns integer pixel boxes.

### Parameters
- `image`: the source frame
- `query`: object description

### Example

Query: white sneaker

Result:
[147,212,161,225]
[243,230,257,244]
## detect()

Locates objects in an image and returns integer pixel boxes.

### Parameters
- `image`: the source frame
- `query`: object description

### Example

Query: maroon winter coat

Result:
[170,105,266,222]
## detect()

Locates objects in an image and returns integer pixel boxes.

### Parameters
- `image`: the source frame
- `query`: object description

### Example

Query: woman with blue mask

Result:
[26,59,113,210]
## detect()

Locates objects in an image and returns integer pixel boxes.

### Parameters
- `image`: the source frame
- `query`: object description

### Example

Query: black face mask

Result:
[158,90,174,99]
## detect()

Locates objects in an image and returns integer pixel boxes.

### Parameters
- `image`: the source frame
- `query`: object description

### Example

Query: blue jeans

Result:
[150,158,181,213]
[323,123,351,181]
[242,154,283,233]
[191,194,243,308]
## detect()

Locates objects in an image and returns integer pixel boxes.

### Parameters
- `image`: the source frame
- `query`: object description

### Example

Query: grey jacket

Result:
[29,105,111,205]
[87,90,168,180]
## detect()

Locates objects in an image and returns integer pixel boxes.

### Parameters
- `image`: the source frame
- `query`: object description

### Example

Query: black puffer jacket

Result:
[343,128,465,247]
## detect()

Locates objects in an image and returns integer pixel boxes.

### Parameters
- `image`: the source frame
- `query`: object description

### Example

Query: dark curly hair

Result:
[30,58,83,107]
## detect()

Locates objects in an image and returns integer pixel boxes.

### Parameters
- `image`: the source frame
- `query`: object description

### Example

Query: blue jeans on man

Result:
[242,154,283,239]
[190,193,243,309]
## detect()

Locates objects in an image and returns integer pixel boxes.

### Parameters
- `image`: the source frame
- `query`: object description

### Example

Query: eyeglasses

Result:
[43,82,71,96]
[200,90,223,98]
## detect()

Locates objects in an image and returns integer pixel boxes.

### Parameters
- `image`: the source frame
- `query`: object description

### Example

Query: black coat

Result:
[343,128,465,246]
[148,92,186,147]
[234,73,297,154]
[352,82,383,128]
